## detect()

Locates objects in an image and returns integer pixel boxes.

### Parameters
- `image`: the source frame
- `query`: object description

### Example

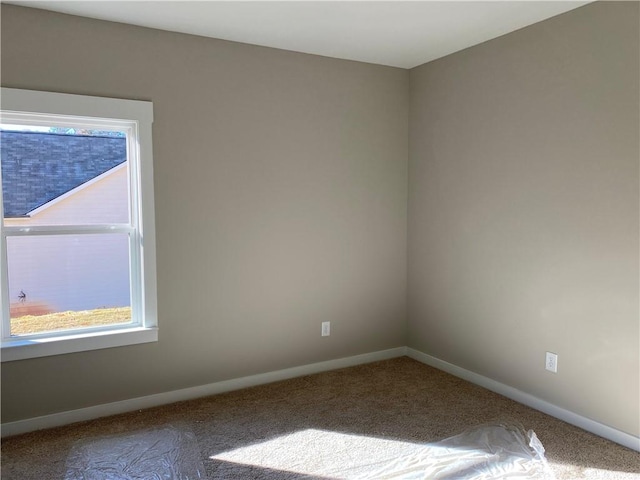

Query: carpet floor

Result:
[1,356,639,479]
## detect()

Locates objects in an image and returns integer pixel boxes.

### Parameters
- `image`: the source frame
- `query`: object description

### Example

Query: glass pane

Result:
[1,126,129,226]
[7,234,132,336]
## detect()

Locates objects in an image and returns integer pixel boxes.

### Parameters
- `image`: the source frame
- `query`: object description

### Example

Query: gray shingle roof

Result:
[1,131,126,217]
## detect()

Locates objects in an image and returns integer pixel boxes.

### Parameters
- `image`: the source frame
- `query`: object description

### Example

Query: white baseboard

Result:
[406,347,640,452]
[4,345,638,453]
[1,346,407,438]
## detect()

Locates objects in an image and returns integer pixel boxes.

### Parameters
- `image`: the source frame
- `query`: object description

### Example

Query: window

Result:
[0,88,157,361]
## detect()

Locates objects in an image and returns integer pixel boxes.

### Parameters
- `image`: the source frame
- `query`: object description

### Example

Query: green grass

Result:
[11,307,132,336]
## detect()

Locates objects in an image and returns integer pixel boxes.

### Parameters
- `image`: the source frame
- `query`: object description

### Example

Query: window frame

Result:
[0,88,157,362]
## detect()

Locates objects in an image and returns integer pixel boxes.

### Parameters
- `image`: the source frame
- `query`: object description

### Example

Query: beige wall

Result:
[2,1,638,439]
[0,5,408,422]
[408,1,639,437]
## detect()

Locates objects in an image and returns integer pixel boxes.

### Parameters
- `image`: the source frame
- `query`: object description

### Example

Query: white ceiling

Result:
[6,1,591,68]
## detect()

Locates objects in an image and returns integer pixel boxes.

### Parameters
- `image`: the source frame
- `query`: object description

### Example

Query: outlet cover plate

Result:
[545,352,558,373]
[321,322,330,336]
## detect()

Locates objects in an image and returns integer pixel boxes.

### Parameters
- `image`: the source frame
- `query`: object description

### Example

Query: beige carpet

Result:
[1,357,639,479]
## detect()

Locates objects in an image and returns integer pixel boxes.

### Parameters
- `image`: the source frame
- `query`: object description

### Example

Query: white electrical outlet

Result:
[545,352,558,373]
[321,321,330,337]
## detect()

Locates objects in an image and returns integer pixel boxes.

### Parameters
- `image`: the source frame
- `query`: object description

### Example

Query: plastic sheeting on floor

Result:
[362,422,556,479]
[64,425,205,480]
[63,421,554,479]
[212,422,556,479]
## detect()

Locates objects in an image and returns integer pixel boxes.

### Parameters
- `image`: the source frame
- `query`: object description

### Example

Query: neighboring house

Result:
[1,131,130,314]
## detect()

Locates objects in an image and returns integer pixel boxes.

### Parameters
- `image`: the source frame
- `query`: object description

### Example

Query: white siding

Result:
[5,167,130,312]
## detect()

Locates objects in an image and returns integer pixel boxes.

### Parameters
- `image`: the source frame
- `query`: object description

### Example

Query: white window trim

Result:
[0,88,158,362]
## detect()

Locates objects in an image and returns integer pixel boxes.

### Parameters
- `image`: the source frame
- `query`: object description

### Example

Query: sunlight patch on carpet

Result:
[548,465,640,480]
[211,422,556,479]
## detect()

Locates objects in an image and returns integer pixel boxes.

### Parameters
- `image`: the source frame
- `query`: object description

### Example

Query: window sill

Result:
[1,326,158,362]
